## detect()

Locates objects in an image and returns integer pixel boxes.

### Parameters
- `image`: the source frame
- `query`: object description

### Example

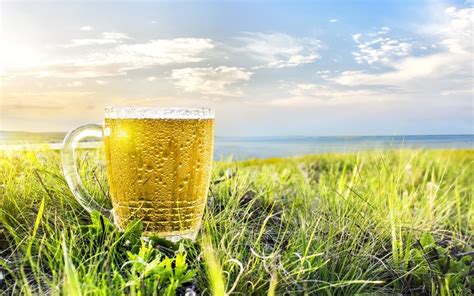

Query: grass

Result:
[0,148,472,295]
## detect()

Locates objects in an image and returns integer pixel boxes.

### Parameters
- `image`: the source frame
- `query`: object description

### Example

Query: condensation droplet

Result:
[146,164,153,172]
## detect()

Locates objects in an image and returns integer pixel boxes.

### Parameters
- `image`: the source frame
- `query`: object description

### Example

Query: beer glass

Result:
[62,107,214,241]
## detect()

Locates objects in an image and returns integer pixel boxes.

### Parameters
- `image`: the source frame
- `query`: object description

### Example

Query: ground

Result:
[0,149,473,295]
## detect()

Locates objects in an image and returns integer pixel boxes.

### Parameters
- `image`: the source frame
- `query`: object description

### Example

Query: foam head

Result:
[104,107,214,119]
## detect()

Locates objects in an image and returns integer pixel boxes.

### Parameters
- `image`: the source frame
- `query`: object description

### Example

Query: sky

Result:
[0,0,473,136]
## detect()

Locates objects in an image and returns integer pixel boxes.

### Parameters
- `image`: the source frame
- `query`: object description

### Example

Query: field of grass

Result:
[0,149,472,295]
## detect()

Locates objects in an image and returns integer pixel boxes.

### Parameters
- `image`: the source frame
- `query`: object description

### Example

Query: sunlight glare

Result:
[0,40,41,74]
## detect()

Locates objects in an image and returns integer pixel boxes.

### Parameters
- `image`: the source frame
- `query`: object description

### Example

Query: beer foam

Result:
[104,107,214,119]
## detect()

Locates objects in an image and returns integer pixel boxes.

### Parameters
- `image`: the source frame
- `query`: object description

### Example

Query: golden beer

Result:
[103,116,214,238]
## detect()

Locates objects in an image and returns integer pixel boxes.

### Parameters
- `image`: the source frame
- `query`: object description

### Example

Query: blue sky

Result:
[0,0,472,136]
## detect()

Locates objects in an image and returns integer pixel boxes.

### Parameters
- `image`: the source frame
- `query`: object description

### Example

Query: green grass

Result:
[0,149,472,295]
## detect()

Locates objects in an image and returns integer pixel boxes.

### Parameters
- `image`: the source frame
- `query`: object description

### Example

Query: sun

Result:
[0,40,41,75]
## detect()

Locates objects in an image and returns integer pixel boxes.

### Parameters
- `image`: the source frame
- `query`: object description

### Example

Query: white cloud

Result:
[66,81,83,87]
[9,38,215,78]
[334,6,473,99]
[146,76,158,81]
[269,83,384,107]
[80,26,93,31]
[115,38,212,65]
[288,83,376,98]
[352,27,412,64]
[63,32,130,48]
[236,32,321,68]
[329,19,338,23]
[440,88,473,96]
[171,66,253,96]
[315,70,331,78]
[352,33,362,42]
[102,32,130,40]
[268,95,384,107]
[439,6,473,54]
[66,38,118,47]
[96,80,107,85]
[334,52,459,86]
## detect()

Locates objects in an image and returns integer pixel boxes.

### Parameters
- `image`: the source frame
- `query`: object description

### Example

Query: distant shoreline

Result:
[1,133,472,160]
[1,130,473,144]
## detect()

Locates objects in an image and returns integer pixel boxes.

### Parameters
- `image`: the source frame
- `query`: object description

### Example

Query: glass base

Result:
[163,231,198,242]
[112,209,200,242]
[142,230,198,242]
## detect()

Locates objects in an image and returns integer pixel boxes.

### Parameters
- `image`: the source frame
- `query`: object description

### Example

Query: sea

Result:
[0,131,472,160]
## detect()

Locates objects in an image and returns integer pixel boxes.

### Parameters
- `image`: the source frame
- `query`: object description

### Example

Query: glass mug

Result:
[61,107,214,241]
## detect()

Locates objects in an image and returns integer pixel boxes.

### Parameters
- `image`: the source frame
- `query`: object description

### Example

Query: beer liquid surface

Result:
[104,118,214,236]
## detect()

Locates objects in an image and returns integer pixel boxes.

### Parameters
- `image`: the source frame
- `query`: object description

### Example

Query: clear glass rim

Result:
[104,106,214,119]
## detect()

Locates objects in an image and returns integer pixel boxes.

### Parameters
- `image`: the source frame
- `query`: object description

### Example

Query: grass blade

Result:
[62,234,82,296]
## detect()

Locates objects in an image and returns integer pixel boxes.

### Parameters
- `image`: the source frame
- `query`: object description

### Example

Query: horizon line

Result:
[1,130,473,139]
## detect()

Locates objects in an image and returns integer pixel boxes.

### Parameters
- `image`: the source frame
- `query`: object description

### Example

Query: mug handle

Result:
[61,124,111,217]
